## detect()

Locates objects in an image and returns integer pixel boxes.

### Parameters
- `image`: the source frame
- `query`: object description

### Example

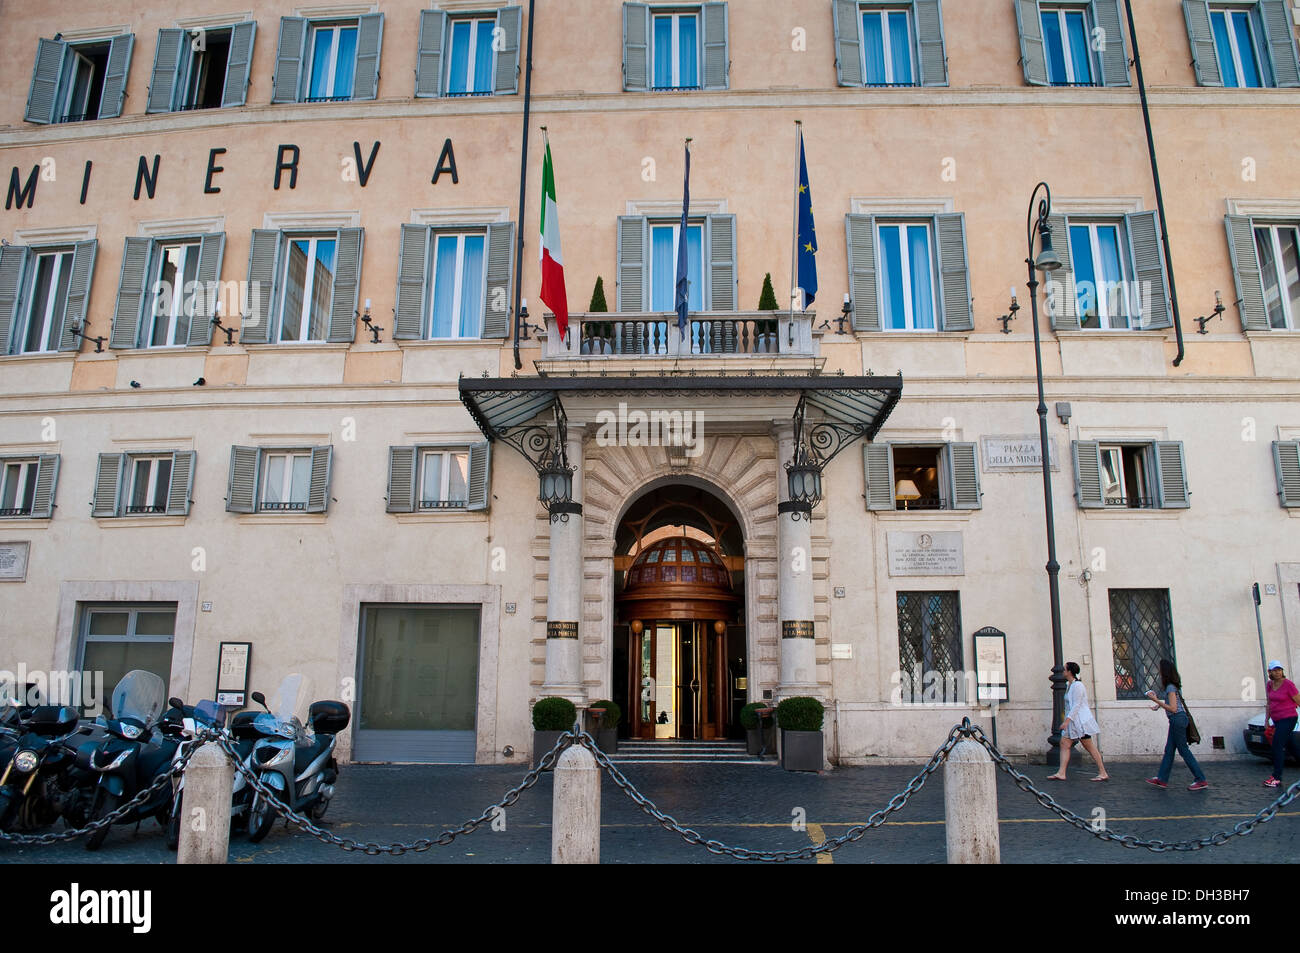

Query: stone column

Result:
[542,424,586,705]
[774,420,819,699]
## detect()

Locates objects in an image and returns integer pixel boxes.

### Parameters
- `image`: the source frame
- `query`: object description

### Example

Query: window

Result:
[1045,211,1171,331]
[20,250,74,353]
[110,234,223,349]
[1098,444,1153,507]
[896,591,963,703]
[430,233,486,338]
[421,450,470,507]
[261,451,312,510]
[622,3,728,92]
[844,213,972,332]
[149,242,201,346]
[240,228,363,345]
[878,221,937,330]
[1185,0,1300,88]
[863,442,981,510]
[1109,589,1174,700]
[0,454,60,519]
[1069,221,1135,329]
[307,23,358,101]
[386,444,490,513]
[416,8,521,97]
[653,12,700,89]
[0,240,98,356]
[77,605,176,709]
[1254,224,1300,330]
[1016,0,1130,87]
[834,1,948,87]
[393,223,514,341]
[1041,6,1096,84]
[1072,440,1189,509]
[1211,6,1270,86]
[279,236,337,343]
[147,23,256,112]
[25,34,134,124]
[446,19,496,95]
[226,445,333,514]
[649,222,704,312]
[615,214,736,312]
[861,7,915,85]
[271,15,383,103]
[92,451,195,517]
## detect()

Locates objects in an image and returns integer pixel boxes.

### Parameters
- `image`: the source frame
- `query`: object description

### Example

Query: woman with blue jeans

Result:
[1264,660,1300,788]
[1144,659,1209,791]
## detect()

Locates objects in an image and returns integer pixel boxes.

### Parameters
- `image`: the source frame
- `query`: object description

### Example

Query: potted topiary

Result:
[756,274,780,352]
[585,277,611,353]
[740,701,774,755]
[532,696,576,766]
[776,696,825,771]
[586,699,621,754]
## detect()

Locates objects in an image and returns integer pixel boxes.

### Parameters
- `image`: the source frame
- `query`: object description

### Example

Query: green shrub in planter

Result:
[532,696,577,730]
[776,696,824,731]
[739,701,773,730]
[757,273,779,311]
[589,276,609,313]
[587,699,621,729]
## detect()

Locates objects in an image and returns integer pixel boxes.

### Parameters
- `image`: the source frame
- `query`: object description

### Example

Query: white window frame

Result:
[180,26,233,109]
[63,48,99,120]
[419,448,471,508]
[305,21,359,101]
[651,10,701,90]
[648,220,704,312]
[891,443,950,510]
[1070,220,1136,330]
[427,231,487,339]
[1210,5,1268,88]
[1099,443,1154,508]
[860,5,915,86]
[1040,5,1097,85]
[0,459,39,517]
[77,603,177,703]
[125,455,174,514]
[1254,222,1300,330]
[259,450,312,510]
[147,240,201,348]
[276,234,336,343]
[876,220,939,332]
[445,17,496,95]
[21,248,74,354]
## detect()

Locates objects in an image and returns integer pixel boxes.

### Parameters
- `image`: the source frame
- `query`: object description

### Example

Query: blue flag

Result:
[675,143,691,339]
[796,132,818,308]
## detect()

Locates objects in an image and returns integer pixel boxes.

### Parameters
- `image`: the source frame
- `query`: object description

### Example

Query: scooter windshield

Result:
[268,674,313,725]
[110,670,167,725]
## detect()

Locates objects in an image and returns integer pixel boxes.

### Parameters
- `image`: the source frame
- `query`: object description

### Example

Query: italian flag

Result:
[539,140,569,339]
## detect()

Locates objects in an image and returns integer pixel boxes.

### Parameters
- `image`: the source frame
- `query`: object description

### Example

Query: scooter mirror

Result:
[169,697,184,710]
[251,691,267,709]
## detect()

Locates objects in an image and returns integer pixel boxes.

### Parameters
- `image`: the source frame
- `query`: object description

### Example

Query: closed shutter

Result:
[226,446,259,513]
[623,2,650,91]
[147,29,185,113]
[328,228,363,342]
[99,35,134,119]
[222,21,258,107]
[1015,0,1049,86]
[1127,211,1172,330]
[1183,1,1223,86]
[707,214,737,311]
[1258,1,1300,88]
[863,443,895,511]
[701,3,729,90]
[481,222,514,338]
[832,0,863,86]
[306,446,333,514]
[416,11,447,97]
[1153,441,1189,509]
[1224,215,1269,331]
[26,38,68,124]
[1092,0,1130,86]
[1044,214,1079,331]
[242,229,280,344]
[352,13,384,101]
[59,241,97,352]
[494,7,523,94]
[617,216,648,311]
[0,245,29,354]
[394,225,430,339]
[111,237,153,349]
[272,17,309,103]
[189,233,225,344]
[935,213,972,332]
[946,442,981,509]
[31,454,60,519]
[466,442,490,511]
[845,214,879,332]
[1072,440,1104,508]
[1274,441,1300,508]
[166,450,196,516]
[92,453,124,517]
[386,447,416,513]
[914,0,948,87]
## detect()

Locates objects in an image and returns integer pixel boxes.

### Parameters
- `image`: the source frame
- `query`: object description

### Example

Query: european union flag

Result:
[796,132,818,308]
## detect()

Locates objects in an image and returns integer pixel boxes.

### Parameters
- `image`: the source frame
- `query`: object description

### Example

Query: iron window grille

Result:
[1109,588,1175,700]
[896,591,964,703]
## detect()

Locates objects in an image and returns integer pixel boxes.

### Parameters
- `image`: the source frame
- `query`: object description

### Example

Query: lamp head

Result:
[1034,220,1063,272]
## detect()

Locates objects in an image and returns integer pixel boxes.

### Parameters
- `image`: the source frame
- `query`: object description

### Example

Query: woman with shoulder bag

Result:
[1145,659,1208,791]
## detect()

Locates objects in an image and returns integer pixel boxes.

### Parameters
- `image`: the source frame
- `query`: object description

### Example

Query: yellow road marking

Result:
[806,822,833,864]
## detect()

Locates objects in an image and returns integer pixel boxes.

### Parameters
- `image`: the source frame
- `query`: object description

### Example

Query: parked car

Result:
[1243,713,1300,765]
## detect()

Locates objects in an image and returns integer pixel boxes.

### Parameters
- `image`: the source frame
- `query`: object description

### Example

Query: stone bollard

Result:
[943,738,1000,864]
[177,741,233,864]
[551,744,600,864]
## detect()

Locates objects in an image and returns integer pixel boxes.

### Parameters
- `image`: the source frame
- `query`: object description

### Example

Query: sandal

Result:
[1089,776,1110,782]
[1045,774,1066,781]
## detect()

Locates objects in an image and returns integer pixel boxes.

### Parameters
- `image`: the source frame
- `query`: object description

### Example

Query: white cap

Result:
[1269,660,1284,671]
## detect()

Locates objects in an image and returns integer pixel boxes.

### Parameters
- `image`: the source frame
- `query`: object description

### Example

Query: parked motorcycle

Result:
[0,699,82,831]
[163,697,257,850]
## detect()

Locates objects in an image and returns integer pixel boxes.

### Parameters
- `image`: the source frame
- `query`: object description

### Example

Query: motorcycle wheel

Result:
[165,792,182,850]
[84,788,118,852]
[247,790,276,843]
[308,796,330,821]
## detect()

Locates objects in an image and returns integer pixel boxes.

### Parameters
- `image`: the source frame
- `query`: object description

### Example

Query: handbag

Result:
[1177,691,1201,745]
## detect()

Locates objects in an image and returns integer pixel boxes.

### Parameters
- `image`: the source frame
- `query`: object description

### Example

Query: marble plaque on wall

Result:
[887,531,964,577]
[0,542,30,582]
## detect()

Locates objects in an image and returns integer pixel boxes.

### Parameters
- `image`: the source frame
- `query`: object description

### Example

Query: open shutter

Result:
[272,17,309,103]
[166,450,196,516]
[226,446,258,513]
[466,442,490,511]
[617,216,648,311]
[98,35,134,119]
[1274,441,1300,508]
[223,21,257,107]
[147,29,185,113]
[1015,0,1049,86]
[1259,1,1300,88]
[863,443,895,511]
[482,222,514,339]
[0,246,31,355]
[386,447,416,513]
[914,0,949,86]
[846,214,879,332]
[395,225,430,339]
[31,455,60,519]
[59,240,97,352]
[494,7,523,94]
[352,13,384,101]
[935,213,972,332]
[1183,1,1223,86]
[26,38,68,124]
[328,228,363,342]
[832,0,863,86]
[242,229,280,344]
[189,232,225,344]
[946,442,981,509]
[706,214,737,311]
[1092,0,1130,86]
[92,453,124,517]
[1072,440,1104,508]
[1153,441,1189,509]
[623,2,650,91]
[416,11,447,97]
[1044,214,1079,331]
[1224,216,1269,331]
[306,446,333,514]
[701,2,729,90]
[110,237,153,349]
[1127,211,1172,330]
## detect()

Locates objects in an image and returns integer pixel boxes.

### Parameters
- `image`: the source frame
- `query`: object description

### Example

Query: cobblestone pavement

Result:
[4,757,1298,864]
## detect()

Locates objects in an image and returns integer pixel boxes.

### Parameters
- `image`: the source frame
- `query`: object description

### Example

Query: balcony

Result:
[538,311,822,365]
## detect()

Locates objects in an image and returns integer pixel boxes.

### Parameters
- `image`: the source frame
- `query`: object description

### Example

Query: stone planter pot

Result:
[746,725,772,755]
[780,729,823,772]
[533,730,570,767]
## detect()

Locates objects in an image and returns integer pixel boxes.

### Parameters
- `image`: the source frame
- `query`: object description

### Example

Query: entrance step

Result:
[607,739,774,765]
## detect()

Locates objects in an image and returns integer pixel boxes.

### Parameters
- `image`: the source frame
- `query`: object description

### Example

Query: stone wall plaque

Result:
[981,434,1058,472]
[546,621,579,639]
[887,531,964,577]
[0,542,29,582]
[781,620,815,639]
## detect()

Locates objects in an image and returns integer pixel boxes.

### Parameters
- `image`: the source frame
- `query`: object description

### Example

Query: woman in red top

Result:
[1265,660,1300,788]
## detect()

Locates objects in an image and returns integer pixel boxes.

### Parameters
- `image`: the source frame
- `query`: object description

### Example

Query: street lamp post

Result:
[1024,182,1067,765]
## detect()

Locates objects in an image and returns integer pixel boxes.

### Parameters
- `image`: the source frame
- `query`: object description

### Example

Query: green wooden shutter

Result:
[166,450,196,516]
[1015,0,1049,86]
[1127,211,1172,330]
[1224,215,1269,331]
[272,17,309,103]
[482,222,514,338]
[701,3,729,90]
[416,10,447,97]
[467,442,490,511]
[395,225,430,339]
[1153,441,1189,509]
[946,442,981,509]
[623,3,650,91]
[226,446,258,513]
[1183,1,1223,86]
[935,213,972,332]
[617,216,648,311]
[147,29,185,113]
[59,241,97,352]
[1258,1,1300,88]
[0,245,29,354]
[495,7,523,94]
[863,443,895,511]
[328,228,363,343]
[1044,214,1079,330]
[1092,0,1130,86]
[189,232,225,344]
[1274,441,1300,508]
[832,0,863,86]
[914,0,948,86]
[242,229,280,344]
[352,13,384,101]
[223,21,258,107]
[92,453,124,517]
[31,454,60,519]
[707,214,737,311]
[111,237,153,349]
[99,35,134,119]
[1072,440,1104,508]
[306,446,333,514]
[387,446,416,513]
[26,38,68,124]
[846,214,879,332]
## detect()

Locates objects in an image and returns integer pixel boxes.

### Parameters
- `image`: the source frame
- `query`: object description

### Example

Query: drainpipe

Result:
[1123,0,1186,366]
[512,0,537,371]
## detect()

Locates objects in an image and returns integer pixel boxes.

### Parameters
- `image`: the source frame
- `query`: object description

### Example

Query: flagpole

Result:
[790,120,802,344]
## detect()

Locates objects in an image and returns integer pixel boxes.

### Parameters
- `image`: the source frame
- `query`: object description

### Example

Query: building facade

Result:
[1,0,1299,765]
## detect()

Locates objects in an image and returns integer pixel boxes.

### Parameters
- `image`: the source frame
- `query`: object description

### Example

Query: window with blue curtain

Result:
[446,19,496,95]
[1211,8,1269,88]
[861,8,914,85]
[429,233,486,338]
[652,13,699,89]
[1041,7,1093,85]
[1069,222,1131,329]
[649,224,703,312]
[878,223,936,330]
[307,24,358,100]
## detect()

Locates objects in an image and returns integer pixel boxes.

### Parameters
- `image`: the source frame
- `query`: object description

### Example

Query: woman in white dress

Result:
[1046,661,1109,781]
